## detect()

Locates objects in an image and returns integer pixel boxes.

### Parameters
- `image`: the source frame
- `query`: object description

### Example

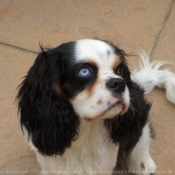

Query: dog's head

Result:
[65,39,130,121]
[17,39,131,156]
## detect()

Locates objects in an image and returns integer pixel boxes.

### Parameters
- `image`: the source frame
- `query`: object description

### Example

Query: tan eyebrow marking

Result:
[86,59,98,67]
[113,55,122,68]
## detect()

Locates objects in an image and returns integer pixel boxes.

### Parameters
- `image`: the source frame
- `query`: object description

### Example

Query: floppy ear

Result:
[17,47,79,156]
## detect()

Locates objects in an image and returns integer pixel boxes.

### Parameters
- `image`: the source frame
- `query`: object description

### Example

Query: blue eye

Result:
[78,68,91,77]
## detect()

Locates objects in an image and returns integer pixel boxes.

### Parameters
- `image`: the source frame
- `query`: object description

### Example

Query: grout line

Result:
[150,0,175,57]
[0,42,38,54]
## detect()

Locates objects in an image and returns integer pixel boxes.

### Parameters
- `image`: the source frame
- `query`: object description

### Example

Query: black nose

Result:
[106,78,126,93]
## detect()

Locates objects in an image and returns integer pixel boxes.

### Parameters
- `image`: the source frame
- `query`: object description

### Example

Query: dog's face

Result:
[17,39,131,156]
[62,39,130,121]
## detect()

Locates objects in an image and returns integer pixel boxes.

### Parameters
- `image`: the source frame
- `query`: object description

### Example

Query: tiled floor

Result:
[0,0,175,174]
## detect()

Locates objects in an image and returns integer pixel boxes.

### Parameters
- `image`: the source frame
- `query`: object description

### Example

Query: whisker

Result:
[129,102,135,115]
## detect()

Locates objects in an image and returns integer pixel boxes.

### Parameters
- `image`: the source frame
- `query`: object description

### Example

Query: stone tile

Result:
[0,0,173,54]
[151,1,175,73]
[148,2,175,174]
[0,156,40,175]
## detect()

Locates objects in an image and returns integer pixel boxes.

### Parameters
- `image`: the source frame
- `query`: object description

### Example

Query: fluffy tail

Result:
[131,52,175,105]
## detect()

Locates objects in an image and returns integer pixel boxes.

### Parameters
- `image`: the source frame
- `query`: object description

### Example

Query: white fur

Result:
[132,52,175,104]
[29,120,118,175]
[75,39,115,63]
[128,122,157,175]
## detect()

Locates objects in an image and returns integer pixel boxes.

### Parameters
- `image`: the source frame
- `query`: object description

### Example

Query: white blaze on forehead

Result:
[75,39,118,72]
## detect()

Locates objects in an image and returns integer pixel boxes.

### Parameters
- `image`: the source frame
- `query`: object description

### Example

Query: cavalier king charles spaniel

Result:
[17,39,175,175]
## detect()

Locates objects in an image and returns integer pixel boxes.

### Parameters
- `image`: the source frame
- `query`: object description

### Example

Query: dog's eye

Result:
[116,65,124,76]
[78,68,91,77]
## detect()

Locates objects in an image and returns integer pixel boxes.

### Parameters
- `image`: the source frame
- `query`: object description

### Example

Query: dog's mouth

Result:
[84,100,128,122]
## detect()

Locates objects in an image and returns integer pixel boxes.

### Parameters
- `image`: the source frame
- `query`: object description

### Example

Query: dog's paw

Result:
[129,154,157,175]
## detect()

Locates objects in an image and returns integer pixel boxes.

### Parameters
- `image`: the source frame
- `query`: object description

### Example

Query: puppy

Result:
[17,39,175,175]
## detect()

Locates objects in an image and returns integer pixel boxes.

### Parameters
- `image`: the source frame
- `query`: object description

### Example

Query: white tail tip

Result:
[131,52,175,105]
